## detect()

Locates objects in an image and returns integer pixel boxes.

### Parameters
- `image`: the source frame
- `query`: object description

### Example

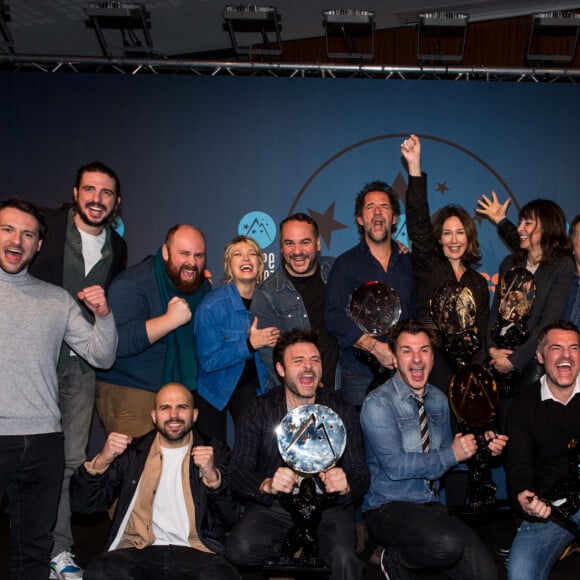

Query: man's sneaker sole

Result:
[380,548,392,579]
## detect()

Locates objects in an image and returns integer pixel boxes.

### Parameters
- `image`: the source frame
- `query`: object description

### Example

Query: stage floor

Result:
[1,504,579,579]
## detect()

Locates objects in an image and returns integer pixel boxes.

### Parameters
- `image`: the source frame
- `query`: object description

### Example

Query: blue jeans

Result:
[507,509,580,580]
[52,358,96,557]
[0,432,64,579]
[366,501,497,580]
[339,369,373,409]
[340,366,394,409]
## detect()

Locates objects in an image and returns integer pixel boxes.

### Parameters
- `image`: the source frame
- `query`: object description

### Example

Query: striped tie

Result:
[415,394,435,493]
[415,395,430,452]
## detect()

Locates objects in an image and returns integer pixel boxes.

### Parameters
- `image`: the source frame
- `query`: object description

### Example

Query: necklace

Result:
[526,258,539,274]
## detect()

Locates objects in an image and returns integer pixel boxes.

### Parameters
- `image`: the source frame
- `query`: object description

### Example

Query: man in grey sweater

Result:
[0,198,118,579]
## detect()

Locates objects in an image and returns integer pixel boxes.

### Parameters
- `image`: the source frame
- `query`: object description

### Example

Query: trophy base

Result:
[451,498,512,524]
[263,557,330,576]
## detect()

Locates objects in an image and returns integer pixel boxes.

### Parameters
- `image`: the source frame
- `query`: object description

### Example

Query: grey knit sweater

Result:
[0,268,117,435]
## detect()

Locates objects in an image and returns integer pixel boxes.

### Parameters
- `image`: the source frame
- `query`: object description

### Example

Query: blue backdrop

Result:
[2,73,579,293]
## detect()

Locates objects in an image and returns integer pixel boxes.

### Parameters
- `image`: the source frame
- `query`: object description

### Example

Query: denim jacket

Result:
[195,283,268,411]
[360,375,457,511]
[250,257,334,388]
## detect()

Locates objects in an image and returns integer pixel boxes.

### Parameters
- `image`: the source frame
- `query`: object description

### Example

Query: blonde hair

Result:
[223,235,265,284]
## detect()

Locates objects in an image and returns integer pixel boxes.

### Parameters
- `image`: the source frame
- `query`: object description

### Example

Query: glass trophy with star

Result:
[263,404,346,573]
[348,281,401,392]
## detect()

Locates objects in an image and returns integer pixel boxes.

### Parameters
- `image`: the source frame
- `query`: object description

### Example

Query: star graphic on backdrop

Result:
[436,182,449,195]
[391,173,408,207]
[308,202,348,248]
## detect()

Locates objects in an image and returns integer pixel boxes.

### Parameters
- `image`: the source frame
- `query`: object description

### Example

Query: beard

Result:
[284,371,319,401]
[547,361,578,391]
[156,418,193,443]
[366,226,389,244]
[75,200,114,229]
[283,253,317,277]
[165,261,205,294]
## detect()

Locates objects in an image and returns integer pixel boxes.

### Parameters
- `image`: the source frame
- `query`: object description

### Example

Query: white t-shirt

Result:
[109,444,190,551]
[79,228,106,276]
[152,445,190,546]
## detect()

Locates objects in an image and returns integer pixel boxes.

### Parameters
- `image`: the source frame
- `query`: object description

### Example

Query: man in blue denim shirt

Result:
[251,213,339,389]
[361,319,507,579]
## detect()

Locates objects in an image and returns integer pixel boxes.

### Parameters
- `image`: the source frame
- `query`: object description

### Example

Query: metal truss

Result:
[1,53,579,82]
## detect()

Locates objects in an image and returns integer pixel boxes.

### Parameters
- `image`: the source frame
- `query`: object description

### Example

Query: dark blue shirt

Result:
[325,239,416,388]
[96,256,211,392]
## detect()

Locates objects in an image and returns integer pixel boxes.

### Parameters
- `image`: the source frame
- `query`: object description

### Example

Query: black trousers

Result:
[84,545,241,580]
[226,500,363,580]
[0,432,64,580]
[366,501,497,580]
[195,378,259,444]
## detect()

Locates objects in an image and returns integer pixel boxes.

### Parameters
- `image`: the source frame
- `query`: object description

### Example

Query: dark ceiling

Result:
[3,0,580,58]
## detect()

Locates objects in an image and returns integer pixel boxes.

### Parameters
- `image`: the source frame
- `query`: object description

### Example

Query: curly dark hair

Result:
[73,160,122,229]
[354,181,400,237]
[273,329,320,369]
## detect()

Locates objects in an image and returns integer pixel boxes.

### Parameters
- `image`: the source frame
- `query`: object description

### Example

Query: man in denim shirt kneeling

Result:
[360,318,507,579]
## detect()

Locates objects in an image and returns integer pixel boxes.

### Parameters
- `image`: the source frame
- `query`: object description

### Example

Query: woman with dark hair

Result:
[403,134,490,393]
[194,235,280,443]
[477,193,574,414]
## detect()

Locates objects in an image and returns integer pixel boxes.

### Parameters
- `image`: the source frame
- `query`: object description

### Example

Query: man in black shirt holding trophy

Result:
[225,329,370,580]
[505,320,580,579]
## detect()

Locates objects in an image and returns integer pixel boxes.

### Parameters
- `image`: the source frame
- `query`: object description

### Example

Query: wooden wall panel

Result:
[276,15,580,68]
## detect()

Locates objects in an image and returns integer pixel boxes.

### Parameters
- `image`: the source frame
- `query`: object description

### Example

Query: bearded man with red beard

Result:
[505,320,580,580]
[96,224,211,439]
[360,318,507,580]
[226,329,370,580]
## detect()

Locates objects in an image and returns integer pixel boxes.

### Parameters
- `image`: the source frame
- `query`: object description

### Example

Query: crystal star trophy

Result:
[349,281,401,392]
[491,267,537,397]
[263,404,346,573]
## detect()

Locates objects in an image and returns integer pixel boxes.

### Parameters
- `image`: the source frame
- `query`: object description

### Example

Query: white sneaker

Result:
[50,550,83,580]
